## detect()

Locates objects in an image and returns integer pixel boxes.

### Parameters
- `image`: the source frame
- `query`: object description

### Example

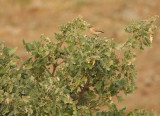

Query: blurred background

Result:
[0,0,160,114]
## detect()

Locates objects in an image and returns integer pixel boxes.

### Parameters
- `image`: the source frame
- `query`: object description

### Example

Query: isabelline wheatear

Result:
[89,26,104,35]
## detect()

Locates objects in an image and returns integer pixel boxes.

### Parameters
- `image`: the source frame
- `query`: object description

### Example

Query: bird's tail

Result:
[99,31,104,33]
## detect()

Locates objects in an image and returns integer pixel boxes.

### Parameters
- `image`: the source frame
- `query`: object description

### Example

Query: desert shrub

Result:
[0,16,158,116]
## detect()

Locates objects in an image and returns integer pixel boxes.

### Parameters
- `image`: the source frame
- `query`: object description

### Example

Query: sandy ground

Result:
[0,0,160,114]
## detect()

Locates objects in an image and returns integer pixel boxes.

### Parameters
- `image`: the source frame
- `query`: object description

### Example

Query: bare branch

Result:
[51,60,66,76]
[52,64,57,76]
[76,77,90,106]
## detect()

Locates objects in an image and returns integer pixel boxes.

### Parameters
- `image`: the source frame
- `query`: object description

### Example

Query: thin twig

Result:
[52,64,57,76]
[51,38,66,76]
[117,41,128,59]
[58,60,66,66]
[52,60,66,76]
[46,67,52,76]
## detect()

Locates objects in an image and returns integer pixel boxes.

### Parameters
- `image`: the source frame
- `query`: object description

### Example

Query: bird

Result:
[88,26,104,35]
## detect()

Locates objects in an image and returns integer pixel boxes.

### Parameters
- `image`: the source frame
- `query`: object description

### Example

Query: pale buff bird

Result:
[89,26,104,35]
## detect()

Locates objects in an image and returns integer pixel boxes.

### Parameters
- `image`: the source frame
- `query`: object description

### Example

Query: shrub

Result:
[0,16,158,116]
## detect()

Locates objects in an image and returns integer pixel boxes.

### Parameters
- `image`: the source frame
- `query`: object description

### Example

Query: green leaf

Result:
[0,66,6,76]
[115,44,123,50]
[8,47,17,56]
[109,60,113,66]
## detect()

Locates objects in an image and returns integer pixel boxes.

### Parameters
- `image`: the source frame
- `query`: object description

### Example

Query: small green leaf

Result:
[115,44,123,50]
[0,66,6,76]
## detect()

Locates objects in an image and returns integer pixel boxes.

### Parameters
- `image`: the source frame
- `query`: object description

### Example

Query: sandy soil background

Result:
[0,0,160,114]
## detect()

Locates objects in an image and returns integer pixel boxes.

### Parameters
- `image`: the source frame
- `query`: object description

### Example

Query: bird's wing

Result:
[95,29,104,33]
